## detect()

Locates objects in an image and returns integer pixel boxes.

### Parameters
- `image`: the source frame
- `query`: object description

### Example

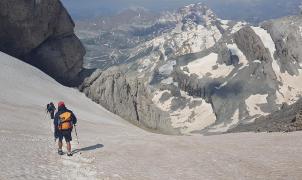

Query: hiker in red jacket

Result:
[54,101,77,156]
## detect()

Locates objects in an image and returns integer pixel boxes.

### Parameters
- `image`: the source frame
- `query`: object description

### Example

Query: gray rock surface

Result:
[262,15,302,76]
[234,27,272,63]
[229,16,302,133]
[80,67,179,135]
[0,0,85,86]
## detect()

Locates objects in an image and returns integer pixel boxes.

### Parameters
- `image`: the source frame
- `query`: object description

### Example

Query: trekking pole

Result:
[43,111,48,121]
[74,125,80,145]
[44,111,55,142]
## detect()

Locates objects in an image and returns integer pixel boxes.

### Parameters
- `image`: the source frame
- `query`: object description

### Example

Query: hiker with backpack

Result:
[46,102,56,119]
[54,101,77,156]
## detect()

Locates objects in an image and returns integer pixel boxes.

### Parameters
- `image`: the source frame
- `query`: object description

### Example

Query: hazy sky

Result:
[61,0,301,22]
[61,0,203,16]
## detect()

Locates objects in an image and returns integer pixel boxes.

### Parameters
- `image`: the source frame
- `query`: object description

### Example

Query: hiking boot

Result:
[58,149,63,155]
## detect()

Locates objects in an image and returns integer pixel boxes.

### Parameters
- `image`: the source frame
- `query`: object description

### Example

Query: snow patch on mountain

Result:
[172,25,221,54]
[161,77,174,85]
[159,61,176,75]
[138,58,152,73]
[276,73,302,105]
[251,26,282,79]
[170,92,215,134]
[231,21,247,33]
[152,90,173,112]
[250,26,302,106]
[152,89,216,134]
[251,26,276,60]
[209,109,239,133]
[182,53,233,78]
[227,43,249,65]
[220,19,230,25]
[245,94,269,117]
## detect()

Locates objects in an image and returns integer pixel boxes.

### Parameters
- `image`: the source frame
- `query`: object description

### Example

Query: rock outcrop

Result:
[229,98,302,133]
[262,16,302,76]
[80,67,179,135]
[0,0,85,86]
[228,16,302,133]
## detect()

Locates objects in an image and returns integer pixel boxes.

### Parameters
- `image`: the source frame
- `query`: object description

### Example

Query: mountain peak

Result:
[158,3,217,27]
[179,2,213,16]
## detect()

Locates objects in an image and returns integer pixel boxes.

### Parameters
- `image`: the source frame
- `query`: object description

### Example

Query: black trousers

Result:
[50,110,55,119]
[57,129,72,142]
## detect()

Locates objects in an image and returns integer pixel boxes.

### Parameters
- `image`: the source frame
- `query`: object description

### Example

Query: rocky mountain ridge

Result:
[76,4,233,69]
[81,3,302,134]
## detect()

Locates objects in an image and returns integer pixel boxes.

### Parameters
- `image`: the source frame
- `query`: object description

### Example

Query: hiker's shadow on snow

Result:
[72,144,104,154]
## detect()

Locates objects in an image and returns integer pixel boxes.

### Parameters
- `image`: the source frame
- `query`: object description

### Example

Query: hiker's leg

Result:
[58,140,63,150]
[65,130,72,153]
[51,111,54,119]
[58,131,63,149]
[66,142,71,153]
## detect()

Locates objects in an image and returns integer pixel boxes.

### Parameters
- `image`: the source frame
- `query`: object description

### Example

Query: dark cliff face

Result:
[0,0,85,86]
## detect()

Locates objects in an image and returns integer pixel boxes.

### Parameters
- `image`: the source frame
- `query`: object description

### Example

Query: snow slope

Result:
[1,51,302,179]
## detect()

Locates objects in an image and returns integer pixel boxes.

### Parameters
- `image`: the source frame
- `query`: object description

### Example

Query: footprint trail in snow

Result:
[58,142,98,180]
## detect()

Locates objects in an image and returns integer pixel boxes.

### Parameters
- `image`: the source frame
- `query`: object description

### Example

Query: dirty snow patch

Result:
[276,73,302,105]
[227,43,249,65]
[220,20,230,30]
[231,22,247,33]
[220,20,230,25]
[159,61,176,75]
[170,91,216,134]
[209,109,240,133]
[184,53,234,78]
[152,90,173,112]
[245,94,269,116]
[161,77,174,84]
[253,60,262,64]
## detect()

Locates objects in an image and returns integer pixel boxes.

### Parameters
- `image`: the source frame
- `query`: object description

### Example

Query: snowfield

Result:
[184,53,234,78]
[1,51,302,179]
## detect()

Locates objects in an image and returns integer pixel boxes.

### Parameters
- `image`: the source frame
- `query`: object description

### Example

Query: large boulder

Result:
[0,0,85,86]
